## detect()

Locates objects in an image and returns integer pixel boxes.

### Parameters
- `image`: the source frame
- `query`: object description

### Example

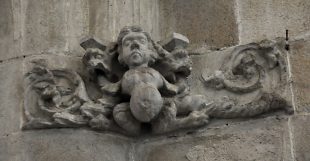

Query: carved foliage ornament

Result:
[23,26,293,135]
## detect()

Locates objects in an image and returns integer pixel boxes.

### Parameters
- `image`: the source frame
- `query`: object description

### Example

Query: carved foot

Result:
[175,94,212,114]
[89,114,112,130]
[184,110,210,127]
[53,112,88,126]
[113,103,141,135]
[152,101,210,134]
[80,101,112,118]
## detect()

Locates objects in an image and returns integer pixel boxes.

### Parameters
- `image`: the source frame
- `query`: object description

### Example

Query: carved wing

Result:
[152,33,192,84]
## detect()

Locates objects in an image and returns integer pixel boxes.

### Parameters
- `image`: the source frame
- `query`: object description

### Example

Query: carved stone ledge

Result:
[22,26,293,136]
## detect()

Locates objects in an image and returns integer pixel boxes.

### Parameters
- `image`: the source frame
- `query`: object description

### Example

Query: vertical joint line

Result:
[233,0,242,44]
[288,118,296,161]
[286,48,296,112]
[285,29,290,51]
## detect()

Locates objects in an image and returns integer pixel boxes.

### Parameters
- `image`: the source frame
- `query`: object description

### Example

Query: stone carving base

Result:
[22,29,292,136]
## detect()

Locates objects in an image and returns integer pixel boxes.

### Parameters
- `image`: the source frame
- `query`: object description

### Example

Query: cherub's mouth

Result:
[130,50,142,58]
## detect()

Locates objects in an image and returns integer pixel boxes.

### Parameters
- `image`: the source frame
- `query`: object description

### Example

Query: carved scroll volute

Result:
[23,64,91,129]
[201,40,293,117]
[203,41,288,92]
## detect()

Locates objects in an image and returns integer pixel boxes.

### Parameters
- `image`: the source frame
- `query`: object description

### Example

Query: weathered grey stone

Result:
[22,0,66,55]
[22,54,95,128]
[159,0,238,49]
[290,115,310,161]
[236,0,310,44]
[2,0,310,160]
[23,26,292,136]
[159,32,189,52]
[135,116,292,161]
[0,60,23,136]
[0,55,137,161]
[65,0,90,56]
[88,0,160,42]
[289,37,310,113]
[23,26,211,135]
[189,40,292,116]
[22,0,89,57]
[23,54,87,75]
[80,37,107,51]
[0,129,132,161]
[0,0,21,60]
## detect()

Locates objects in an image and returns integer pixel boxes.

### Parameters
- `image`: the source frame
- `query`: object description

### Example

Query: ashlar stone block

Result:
[289,37,310,113]
[290,115,310,161]
[22,0,89,56]
[0,60,24,136]
[237,0,310,44]
[159,0,238,49]
[0,0,20,60]
[1,129,132,161]
[135,116,292,161]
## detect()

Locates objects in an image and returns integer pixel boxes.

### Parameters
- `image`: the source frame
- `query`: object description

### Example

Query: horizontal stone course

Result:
[0,129,132,161]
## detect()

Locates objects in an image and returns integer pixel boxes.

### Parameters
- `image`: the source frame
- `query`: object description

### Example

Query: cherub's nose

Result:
[130,42,140,50]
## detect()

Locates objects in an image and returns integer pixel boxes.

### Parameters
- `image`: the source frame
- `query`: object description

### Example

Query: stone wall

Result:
[0,0,309,160]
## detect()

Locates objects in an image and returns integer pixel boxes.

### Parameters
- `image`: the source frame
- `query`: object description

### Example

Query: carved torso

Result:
[121,67,164,95]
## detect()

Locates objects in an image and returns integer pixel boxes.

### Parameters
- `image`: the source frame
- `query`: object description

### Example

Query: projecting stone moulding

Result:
[22,26,293,136]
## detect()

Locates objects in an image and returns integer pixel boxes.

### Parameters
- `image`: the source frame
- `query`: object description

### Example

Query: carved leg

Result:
[152,101,210,134]
[89,114,124,133]
[113,103,141,135]
[53,112,88,126]
[174,94,211,115]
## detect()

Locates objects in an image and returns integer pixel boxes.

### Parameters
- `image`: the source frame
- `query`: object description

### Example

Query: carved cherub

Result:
[82,26,210,135]
[23,27,292,135]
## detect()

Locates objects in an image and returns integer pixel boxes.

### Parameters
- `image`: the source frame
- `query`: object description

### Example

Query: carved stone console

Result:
[23,26,293,136]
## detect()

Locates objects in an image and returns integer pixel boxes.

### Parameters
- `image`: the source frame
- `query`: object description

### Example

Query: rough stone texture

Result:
[290,115,310,161]
[23,54,86,75]
[0,60,24,137]
[1,0,310,160]
[289,37,310,113]
[237,0,310,44]
[65,0,89,56]
[0,129,132,161]
[189,42,291,107]
[88,0,160,42]
[189,49,232,98]
[0,0,21,60]
[135,116,292,161]
[21,0,89,57]
[0,55,132,161]
[159,0,238,49]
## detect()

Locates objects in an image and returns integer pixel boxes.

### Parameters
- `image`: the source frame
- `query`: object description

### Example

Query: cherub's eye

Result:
[124,41,131,46]
[140,39,147,44]
[95,54,102,59]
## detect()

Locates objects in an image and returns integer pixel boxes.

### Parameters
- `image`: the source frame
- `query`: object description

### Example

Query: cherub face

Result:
[33,81,60,99]
[121,32,151,67]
